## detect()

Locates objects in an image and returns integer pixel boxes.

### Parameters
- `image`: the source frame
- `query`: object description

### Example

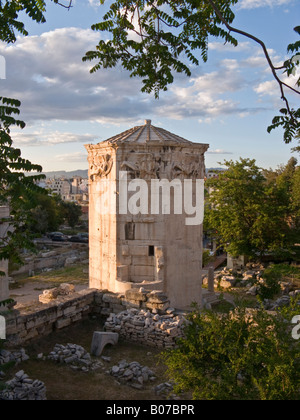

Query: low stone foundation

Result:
[105,308,185,349]
[10,243,88,277]
[4,289,96,346]
[2,288,185,348]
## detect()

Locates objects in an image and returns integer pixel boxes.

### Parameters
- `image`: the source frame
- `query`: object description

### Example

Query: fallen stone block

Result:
[39,288,60,304]
[58,283,75,295]
[125,290,147,302]
[90,332,119,357]
[39,283,76,304]
[219,276,236,289]
[64,257,78,267]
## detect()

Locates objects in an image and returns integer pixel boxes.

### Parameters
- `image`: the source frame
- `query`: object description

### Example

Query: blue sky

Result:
[0,0,299,172]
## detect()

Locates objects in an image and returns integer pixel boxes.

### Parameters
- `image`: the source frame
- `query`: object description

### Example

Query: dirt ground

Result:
[11,282,87,307]
[2,264,180,400]
[9,263,89,309]
[2,318,176,401]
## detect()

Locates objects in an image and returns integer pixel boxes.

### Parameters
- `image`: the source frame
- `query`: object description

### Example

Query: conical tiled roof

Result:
[101,120,193,145]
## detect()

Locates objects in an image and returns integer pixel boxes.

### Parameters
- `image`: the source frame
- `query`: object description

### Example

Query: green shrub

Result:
[162,305,300,400]
[202,250,213,268]
[265,263,300,280]
[256,269,282,301]
[256,263,300,301]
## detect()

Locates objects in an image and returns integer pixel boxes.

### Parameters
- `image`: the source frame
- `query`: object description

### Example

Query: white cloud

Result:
[0,27,249,125]
[88,0,100,7]
[254,65,299,98]
[254,80,278,97]
[208,41,250,52]
[238,0,294,9]
[0,27,149,123]
[159,60,255,120]
[0,25,290,131]
[55,152,88,162]
[221,59,239,71]
[207,149,233,155]
[13,130,98,147]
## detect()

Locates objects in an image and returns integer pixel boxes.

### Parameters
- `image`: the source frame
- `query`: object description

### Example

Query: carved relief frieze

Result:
[120,149,203,180]
[89,153,114,181]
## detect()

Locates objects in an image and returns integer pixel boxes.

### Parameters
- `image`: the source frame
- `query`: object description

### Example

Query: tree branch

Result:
[53,0,73,10]
[206,0,299,117]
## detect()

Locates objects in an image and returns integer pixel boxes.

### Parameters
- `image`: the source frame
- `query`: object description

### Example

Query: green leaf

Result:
[0,96,46,265]
[83,0,238,97]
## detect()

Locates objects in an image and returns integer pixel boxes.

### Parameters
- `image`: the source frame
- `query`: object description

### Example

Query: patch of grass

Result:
[223,290,259,308]
[11,264,89,288]
[31,264,89,285]
[211,300,235,314]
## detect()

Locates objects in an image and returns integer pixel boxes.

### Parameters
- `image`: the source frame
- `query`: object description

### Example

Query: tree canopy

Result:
[0,0,46,43]
[204,158,300,259]
[0,97,46,268]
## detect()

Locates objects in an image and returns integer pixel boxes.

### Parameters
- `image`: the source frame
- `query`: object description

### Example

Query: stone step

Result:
[131,281,163,291]
[202,290,217,303]
[202,291,224,308]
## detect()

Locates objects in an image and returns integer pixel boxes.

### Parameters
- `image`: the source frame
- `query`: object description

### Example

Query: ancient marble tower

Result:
[85,120,209,310]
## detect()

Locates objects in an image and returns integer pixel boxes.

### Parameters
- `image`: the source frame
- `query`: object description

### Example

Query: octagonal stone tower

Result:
[85,120,209,310]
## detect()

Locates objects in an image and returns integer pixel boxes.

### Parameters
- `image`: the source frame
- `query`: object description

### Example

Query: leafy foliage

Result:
[26,193,64,234]
[26,192,83,234]
[262,26,300,143]
[0,0,46,43]
[162,305,300,400]
[267,107,300,145]
[283,26,300,86]
[0,97,46,268]
[256,262,300,302]
[60,200,82,229]
[83,0,239,98]
[292,166,300,217]
[204,158,300,259]
[256,269,282,301]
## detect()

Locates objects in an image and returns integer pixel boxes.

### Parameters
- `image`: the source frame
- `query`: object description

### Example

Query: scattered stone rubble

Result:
[47,343,102,372]
[109,359,181,398]
[0,348,29,365]
[110,360,156,389]
[203,262,300,310]
[154,382,180,400]
[105,308,186,349]
[203,263,266,290]
[264,291,300,311]
[0,370,46,400]
[11,244,88,277]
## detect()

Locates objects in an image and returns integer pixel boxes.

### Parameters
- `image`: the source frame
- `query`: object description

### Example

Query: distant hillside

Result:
[206,167,226,172]
[27,169,89,179]
[28,167,222,179]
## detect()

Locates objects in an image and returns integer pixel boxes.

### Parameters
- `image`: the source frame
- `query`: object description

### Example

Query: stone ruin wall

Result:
[3,289,186,349]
